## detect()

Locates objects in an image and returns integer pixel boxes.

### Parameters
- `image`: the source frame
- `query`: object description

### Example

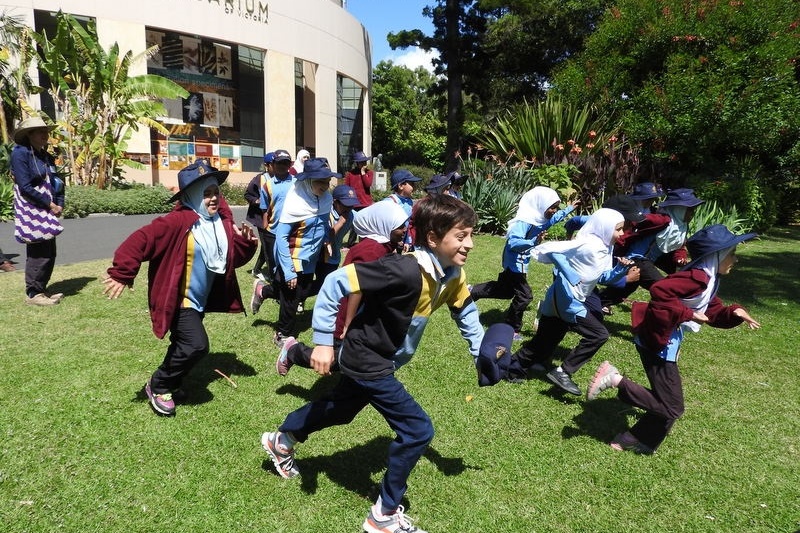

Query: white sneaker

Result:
[26,293,58,306]
[363,505,426,533]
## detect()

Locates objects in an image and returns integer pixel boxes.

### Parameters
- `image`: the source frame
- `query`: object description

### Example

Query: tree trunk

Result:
[444,0,464,173]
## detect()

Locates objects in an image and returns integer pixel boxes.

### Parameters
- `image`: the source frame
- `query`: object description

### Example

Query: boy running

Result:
[261,194,483,533]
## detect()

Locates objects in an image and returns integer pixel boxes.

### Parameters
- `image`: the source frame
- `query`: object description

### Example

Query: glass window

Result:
[336,75,364,173]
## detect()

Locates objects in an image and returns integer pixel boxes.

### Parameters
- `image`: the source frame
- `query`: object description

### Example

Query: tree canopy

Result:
[553,0,800,180]
[386,0,612,169]
[371,60,445,169]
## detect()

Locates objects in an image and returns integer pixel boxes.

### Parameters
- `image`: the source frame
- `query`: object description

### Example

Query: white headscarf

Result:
[679,246,732,332]
[531,208,624,300]
[506,186,560,233]
[656,205,689,253]
[292,149,310,175]
[279,179,333,225]
[181,176,228,274]
[353,201,409,243]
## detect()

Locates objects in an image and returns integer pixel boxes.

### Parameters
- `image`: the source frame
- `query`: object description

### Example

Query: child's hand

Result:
[311,345,335,375]
[625,265,640,283]
[692,311,709,323]
[102,277,129,299]
[734,308,761,329]
[236,222,257,241]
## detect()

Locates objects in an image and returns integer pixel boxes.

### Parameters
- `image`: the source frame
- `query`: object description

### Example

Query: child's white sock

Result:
[279,431,297,450]
[372,495,394,518]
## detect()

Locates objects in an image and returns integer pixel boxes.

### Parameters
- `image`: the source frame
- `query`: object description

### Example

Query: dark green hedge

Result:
[62,182,249,218]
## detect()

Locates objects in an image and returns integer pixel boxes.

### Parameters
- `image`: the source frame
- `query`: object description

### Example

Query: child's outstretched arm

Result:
[734,308,761,329]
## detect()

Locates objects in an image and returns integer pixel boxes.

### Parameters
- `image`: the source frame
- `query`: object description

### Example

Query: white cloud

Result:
[385,47,437,72]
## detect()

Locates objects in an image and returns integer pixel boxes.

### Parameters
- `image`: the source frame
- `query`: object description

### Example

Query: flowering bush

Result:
[476,94,644,210]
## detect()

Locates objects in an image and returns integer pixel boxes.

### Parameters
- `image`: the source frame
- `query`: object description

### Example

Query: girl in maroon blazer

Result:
[103,160,257,416]
[586,224,760,453]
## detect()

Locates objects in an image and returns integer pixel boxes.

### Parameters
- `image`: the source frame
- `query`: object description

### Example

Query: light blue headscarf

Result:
[182,176,228,274]
[656,205,689,253]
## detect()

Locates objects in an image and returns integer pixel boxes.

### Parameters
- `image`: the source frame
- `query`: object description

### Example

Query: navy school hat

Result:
[629,182,664,200]
[263,152,275,164]
[446,171,468,186]
[424,173,451,193]
[476,323,515,387]
[658,188,704,208]
[602,194,646,223]
[683,224,757,270]
[296,157,342,181]
[390,169,422,189]
[352,150,370,163]
[332,184,360,207]
[169,159,228,202]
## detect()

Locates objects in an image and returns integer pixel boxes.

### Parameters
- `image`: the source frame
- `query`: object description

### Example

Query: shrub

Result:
[0,176,13,222]
[690,157,778,232]
[220,182,248,206]
[460,157,583,235]
[462,176,519,235]
[64,185,174,218]
[689,200,751,235]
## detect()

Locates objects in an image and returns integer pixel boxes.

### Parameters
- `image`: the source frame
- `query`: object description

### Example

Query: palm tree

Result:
[34,12,188,187]
[0,11,37,144]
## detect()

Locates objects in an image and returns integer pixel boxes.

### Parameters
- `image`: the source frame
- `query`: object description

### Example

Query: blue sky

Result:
[344,0,437,70]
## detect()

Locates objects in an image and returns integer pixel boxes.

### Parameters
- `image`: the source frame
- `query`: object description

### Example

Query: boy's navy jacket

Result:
[312,248,484,380]
[476,323,515,386]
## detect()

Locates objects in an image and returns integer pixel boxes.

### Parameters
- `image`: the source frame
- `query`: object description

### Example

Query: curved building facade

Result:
[1,0,372,185]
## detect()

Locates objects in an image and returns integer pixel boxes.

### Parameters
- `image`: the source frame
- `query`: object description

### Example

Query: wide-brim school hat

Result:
[446,171,468,186]
[602,194,646,223]
[169,159,228,202]
[476,323,515,387]
[13,116,57,144]
[390,169,422,188]
[658,188,704,208]
[683,224,757,270]
[424,173,451,193]
[352,150,370,163]
[629,182,664,200]
[295,157,342,181]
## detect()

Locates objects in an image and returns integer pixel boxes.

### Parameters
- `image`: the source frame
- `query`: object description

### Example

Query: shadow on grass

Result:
[603,317,635,343]
[132,351,256,406]
[275,373,343,402]
[562,397,639,444]
[262,436,474,506]
[718,240,800,307]
[250,302,313,333]
[48,276,96,298]
[479,308,507,327]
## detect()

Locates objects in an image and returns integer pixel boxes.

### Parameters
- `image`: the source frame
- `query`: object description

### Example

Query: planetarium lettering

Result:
[191,0,269,24]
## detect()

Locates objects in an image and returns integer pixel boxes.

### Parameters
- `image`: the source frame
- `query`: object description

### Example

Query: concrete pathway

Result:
[0,206,247,267]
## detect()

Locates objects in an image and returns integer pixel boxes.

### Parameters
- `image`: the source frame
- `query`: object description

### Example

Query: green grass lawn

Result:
[1,227,798,532]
